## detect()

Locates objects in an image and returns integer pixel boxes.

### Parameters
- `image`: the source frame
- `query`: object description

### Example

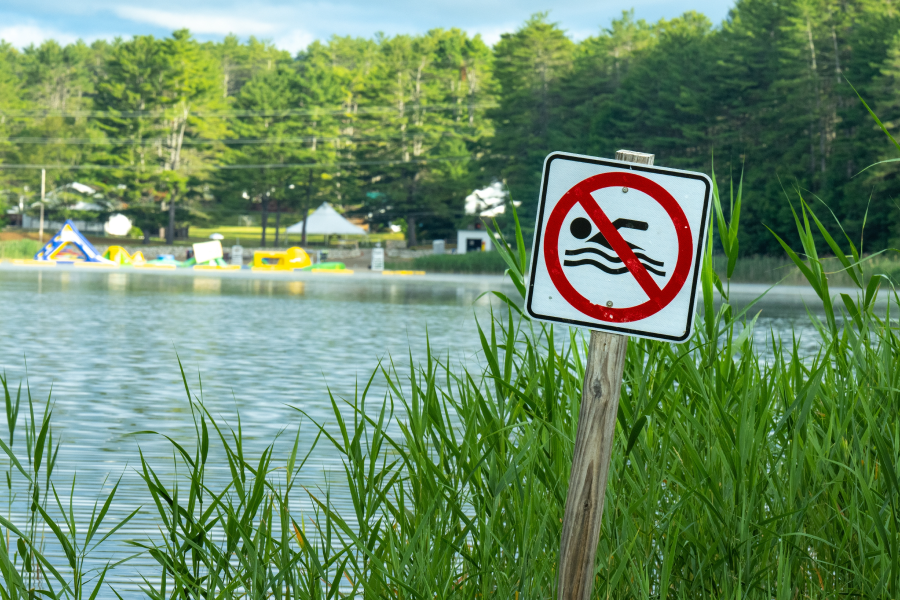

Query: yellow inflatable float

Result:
[252,247,312,271]
[104,246,145,266]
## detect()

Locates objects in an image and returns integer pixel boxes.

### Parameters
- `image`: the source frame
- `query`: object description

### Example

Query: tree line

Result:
[1,0,899,253]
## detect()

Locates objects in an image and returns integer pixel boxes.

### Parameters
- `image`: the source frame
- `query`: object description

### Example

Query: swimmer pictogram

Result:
[563,216,665,277]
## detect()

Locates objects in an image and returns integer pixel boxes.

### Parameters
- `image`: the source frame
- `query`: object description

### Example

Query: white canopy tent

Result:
[286,202,367,236]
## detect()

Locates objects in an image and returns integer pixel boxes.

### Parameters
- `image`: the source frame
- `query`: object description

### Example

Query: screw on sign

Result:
[525,151,711,600]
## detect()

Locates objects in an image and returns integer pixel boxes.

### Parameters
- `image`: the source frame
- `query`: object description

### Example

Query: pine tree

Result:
[92,31,226,243]
[489,13,574,229]
[339,30,494,244]
[216,35,288,100]
[220,63,305,247]
[0,42,23,209]
[555,11,657,155]
[20,39,94,111]
[588,12,715,166]
[0,40,101,211]
[92,34,175,240]
[712,0,814,254]
[829,0,900,248]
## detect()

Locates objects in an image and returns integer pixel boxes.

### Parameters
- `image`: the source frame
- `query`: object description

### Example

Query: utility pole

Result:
[302,168,312,245]
[39,169,45,243]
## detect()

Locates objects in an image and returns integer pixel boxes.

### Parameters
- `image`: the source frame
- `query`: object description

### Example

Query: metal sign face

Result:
[526,152,712,342]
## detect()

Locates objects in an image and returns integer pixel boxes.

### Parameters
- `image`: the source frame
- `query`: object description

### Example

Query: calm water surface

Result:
[0,268,818,594]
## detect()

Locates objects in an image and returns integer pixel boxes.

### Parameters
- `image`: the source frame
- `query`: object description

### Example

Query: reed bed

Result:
[390,248,900,282]
[0,239,42,260]
[712,252,900,286]
[387,250,512,274]
[2,169,900,598]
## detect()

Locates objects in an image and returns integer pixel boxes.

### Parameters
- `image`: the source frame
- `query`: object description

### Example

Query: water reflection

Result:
[193,276,222,294]
[108,272,128,292]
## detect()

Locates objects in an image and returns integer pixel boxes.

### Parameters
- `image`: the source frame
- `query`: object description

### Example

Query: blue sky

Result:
[1,0,736,52]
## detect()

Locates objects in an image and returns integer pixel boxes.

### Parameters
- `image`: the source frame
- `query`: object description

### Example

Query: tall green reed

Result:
[0,375,136,599]
[126,360,354,599]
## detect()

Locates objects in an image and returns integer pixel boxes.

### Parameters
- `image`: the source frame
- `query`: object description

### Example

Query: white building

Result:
[16,182,133,236]
[456,182,519,254]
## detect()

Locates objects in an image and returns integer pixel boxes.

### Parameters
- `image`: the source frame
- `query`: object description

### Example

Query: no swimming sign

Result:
[541,150,713,600]
[526,151,712,342]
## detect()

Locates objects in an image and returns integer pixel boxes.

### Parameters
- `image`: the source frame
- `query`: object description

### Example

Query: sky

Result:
[0,0,736,53]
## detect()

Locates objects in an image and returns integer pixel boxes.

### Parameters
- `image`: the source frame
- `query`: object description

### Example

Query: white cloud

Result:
[471,24,509,47]
[0,23,79,48]
[114,6,278,35]
[274,29,315,54]
[1,0,737,52]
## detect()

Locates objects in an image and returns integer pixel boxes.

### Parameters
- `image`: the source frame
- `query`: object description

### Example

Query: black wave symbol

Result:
[567,216,666,277]
[564,257,667,277]
[563,259,630,275]
[565,246,664,267]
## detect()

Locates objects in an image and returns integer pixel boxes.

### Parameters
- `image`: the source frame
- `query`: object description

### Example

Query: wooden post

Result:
[557,149,654,600]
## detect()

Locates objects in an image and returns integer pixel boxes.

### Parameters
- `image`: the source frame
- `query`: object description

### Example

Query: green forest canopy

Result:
[2,0,900,253]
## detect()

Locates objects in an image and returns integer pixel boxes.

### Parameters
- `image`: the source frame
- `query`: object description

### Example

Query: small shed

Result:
[457,229,494,254]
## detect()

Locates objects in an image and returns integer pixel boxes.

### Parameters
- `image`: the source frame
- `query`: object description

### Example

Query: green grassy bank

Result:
[0,239,42,259]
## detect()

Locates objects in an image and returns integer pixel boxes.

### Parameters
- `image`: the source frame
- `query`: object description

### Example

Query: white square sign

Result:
[193,240,224,264]
[525,152,712,343]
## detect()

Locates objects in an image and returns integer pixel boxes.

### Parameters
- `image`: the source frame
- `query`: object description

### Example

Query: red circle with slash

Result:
[543,171,693,323]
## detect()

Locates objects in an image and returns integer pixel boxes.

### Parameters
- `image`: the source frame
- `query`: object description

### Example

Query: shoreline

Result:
[0,261,890,306]
[0,260,512,286]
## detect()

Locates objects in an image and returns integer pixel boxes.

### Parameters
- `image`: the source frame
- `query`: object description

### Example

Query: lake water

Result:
[0,267,822,594]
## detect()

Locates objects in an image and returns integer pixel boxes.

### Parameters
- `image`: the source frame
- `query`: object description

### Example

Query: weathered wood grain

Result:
[614,149,655,165]
[556,149,653,599]
[556,331,628,598]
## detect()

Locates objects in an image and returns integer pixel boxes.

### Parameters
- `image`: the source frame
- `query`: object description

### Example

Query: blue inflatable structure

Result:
[34,220,112,263]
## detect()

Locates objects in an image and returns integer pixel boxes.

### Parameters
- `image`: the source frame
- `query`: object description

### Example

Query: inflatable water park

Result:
[4,219,355,273]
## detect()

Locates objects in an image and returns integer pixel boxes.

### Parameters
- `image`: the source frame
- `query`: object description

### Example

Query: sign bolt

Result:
[622,187,629,193]
[606,301,613,307]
